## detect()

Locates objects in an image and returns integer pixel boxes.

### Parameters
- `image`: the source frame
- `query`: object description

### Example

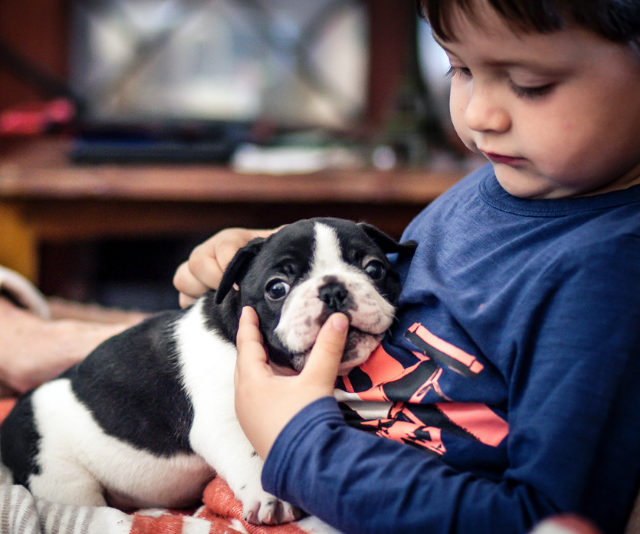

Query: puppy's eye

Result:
[364,260,385,280]
[266,280,291,301]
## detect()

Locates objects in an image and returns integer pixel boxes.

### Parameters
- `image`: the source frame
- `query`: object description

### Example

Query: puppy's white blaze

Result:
[30,378,211,509]
[176,300,264,498]
[275,222,395,368]
[308,222,348,278]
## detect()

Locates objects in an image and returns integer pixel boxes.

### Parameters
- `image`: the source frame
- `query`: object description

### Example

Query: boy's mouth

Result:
[484,152,526,166]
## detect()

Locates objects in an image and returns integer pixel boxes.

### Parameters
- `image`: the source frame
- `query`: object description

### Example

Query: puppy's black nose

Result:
[319,280,351,312]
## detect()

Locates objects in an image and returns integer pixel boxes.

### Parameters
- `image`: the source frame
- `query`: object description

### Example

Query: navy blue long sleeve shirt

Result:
[262,165,640,534]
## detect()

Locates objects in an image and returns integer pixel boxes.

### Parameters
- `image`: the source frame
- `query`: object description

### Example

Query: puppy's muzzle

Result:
[318,277,354,313]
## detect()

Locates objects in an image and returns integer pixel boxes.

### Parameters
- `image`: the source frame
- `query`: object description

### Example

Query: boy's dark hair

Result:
[418,0,640,48]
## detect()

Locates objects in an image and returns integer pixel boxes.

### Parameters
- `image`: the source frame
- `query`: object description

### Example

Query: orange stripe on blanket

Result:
[202,477,306,534]
[131,514,185,534]
[131,511,241,534]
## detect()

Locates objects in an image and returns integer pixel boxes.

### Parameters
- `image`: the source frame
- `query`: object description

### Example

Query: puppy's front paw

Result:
[240,487,302,525]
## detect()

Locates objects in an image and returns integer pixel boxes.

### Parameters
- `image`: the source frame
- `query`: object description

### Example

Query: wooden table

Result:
[0,138,463,289]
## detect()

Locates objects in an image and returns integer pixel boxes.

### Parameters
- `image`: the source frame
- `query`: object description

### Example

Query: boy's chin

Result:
[492,164,558,199]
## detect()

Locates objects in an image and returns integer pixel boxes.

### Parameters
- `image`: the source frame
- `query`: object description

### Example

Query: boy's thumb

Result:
[301,313,349,384]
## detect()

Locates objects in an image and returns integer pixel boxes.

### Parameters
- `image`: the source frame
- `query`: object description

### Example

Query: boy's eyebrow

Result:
[433,33,572,73]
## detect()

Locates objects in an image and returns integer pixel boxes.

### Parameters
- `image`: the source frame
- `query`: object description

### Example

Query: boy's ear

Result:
[214,237,266,304]
[357,223,418,254]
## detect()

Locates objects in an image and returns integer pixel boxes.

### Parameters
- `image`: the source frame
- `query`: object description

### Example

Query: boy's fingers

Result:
[188,241,226,291]
[178,293,196,308]
[236,306,264,348]
[235,307,271,377]
[301,313,349,384]
[173,261,209,302]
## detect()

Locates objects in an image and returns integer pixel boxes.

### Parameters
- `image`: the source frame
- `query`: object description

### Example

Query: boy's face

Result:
[436,2,640,199]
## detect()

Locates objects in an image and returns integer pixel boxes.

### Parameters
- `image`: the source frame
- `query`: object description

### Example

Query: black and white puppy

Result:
[0,218,415,525]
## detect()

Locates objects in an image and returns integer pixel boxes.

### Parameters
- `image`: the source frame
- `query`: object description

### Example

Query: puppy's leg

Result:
[178,316,300,525]
[25,380,108,507]
[188,389,299,524]
[224,445,301,526]
[29,458,106,507]
[191,422,300,525]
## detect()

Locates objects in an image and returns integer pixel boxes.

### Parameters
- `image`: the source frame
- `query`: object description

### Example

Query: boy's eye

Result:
[510,81,555,99]
[446,66,472,79]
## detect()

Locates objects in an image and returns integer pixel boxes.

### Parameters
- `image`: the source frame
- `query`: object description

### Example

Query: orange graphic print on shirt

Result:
[335,323,509,456]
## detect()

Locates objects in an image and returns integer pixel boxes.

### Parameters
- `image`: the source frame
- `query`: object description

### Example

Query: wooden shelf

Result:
[0,138,463,290]
[0,139,461,204]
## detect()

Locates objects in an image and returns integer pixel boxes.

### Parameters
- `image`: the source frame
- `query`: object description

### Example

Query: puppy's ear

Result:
[215,238,266,304]
[358,223,417,254]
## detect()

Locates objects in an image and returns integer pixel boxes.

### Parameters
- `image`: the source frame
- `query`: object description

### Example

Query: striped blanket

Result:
[0,399,338,534]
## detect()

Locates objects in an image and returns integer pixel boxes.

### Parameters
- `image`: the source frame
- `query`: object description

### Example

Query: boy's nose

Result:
[464,87,511,133]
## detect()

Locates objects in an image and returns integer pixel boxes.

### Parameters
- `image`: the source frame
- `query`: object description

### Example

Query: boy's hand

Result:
[174,228,278,308]
[234,306,349,459]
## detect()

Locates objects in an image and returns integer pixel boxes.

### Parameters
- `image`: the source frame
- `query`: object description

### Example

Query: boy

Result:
[174,0,640,532]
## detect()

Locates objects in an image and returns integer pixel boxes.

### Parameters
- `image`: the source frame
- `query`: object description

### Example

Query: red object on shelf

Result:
[0,98,75,136]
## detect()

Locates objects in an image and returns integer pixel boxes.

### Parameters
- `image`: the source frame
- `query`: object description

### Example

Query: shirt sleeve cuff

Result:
[262,396,344,495]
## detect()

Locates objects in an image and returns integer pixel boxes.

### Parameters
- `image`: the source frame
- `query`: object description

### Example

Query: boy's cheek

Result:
[448,107,466,144]
[448,91,478,153]
[450,119,479,154]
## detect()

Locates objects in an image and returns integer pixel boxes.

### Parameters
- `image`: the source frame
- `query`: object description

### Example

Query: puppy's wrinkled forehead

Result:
[259,221,351,275]
[243,219,389,295]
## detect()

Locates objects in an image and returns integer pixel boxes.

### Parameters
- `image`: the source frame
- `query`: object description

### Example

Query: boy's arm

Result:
[252,240,640,534]
[262,397,560,534]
